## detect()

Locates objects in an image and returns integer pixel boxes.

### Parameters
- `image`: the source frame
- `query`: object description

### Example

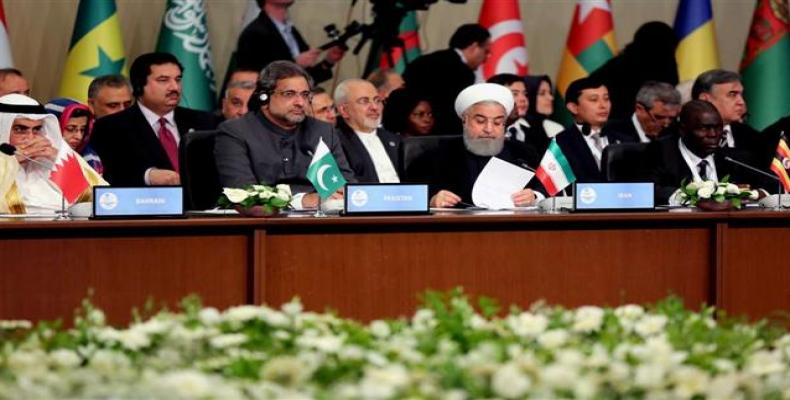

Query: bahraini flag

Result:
[59,0,126,103]
[49,152,89,204]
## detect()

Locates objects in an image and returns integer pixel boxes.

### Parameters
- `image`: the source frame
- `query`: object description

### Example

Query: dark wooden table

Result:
[1,209,787,324]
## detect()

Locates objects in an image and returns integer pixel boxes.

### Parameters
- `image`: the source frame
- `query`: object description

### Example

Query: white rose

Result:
[491,363,531,399]
[224,305,262,322]
[541,363,578,389]
[259,190,274,200]
[702,180,715,190]
[370,320,391,338]
[537,330,568,349]
[726,183,740,194]
[49,349,81,369]
[572,306,604,333]
[706,373,739,399]
[209,333,247,349]
[507,312,548,338]
[198,307,221,325]
[155,370,213,398]
[223,188,249,203]
[276,184,292,196]
[117,329,150,350]
[697,186,715,198]
[634,315,668,337]
[715,186,726,195]
[281,300,303,316]
[750,190,759,200]
[634,363,666,389]
[671,366,710,398]
[686,181,701,191]
[251,184,266,191]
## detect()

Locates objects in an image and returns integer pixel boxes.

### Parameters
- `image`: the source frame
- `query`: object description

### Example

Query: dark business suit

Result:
[405,136,541,205]
[89,104,216,186]
[235,11,332,84]
[215,112,355,194]
[336,120,401,183]
[555,124,628,185]
[403,49,475,135]
[603,118,643,144]
[645,136,757,204]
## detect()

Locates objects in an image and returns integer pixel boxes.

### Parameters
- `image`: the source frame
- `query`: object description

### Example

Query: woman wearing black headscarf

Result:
[524,75,565,139]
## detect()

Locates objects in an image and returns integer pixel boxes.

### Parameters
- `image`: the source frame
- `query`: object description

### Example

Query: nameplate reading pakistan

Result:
[344,184,429,215]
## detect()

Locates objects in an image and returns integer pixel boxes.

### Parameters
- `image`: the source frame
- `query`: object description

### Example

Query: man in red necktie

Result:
[89,52,216,186]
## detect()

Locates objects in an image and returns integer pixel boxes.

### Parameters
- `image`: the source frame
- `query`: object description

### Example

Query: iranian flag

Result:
[306,138,346,199]
[49,151,89,204]
[535,140,576,196]
[740,0,790,130]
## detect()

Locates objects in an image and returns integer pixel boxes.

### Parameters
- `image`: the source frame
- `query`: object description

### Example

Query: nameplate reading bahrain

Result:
[344,184,429,215]
[573,182,655,212]
[92,186,184,219]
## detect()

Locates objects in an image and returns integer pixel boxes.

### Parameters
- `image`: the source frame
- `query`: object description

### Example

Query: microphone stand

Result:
[723,156,786,211]
[0,143,71,220]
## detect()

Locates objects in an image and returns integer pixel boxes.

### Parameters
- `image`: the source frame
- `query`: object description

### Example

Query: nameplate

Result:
[344,184,429,215]
[92,186,184,218]
[573,182,654,211]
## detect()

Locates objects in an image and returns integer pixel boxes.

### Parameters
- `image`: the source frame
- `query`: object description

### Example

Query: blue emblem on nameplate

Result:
[344,184,429,215]
[92,186,184,218]
[573,182,654,211]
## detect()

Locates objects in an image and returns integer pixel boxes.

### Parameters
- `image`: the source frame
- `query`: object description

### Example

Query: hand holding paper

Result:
[471,157,535,209]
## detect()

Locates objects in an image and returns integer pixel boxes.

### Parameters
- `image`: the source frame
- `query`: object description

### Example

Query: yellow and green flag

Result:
[673,0,720,82]
[59,0,126,104]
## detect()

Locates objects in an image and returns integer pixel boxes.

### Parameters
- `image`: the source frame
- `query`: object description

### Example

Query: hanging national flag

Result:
[156,0,216,112]
[771,136,790,193]
[554,0,616,125]
[673,0,720,82]
[0,0,13,68]
[58,0,126,104]
[478,0,528,80]
[379,11,421,73]
[740,0,790,131]
[306,138,346,199]
[49,151,90,204]
[535,139,576,196]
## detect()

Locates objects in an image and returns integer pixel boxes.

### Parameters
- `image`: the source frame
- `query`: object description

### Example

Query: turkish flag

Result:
[479,0,529,80]
[49,152,89,204]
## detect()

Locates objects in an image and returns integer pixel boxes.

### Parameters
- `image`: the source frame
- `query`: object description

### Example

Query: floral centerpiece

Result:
[1,290,790,399]
[678,176,758,210]
[218,184,292,217]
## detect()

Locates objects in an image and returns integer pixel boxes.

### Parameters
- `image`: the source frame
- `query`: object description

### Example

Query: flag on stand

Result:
[58,0,126,103]
[379,11,421,73]
[306,138,346,199]
[673,0,719,82]
[49,152,89,204]
[535,139,576,196]
[478,0,528,80]
[0,0,13,68]
[771,136,790,193]
[554,0,616,125]
[156,0,216,112]
[740,0,790,131]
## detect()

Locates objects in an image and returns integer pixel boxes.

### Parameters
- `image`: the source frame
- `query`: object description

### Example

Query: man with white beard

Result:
[405,83,543,208]
[334,79,401,183]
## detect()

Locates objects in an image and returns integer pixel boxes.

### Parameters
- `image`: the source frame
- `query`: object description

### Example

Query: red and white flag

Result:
[479,0,528,80]
[0,0,13,68]
[49,152,89,204]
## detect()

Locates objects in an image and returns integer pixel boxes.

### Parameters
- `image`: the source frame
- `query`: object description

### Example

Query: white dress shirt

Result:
[722,124,735,148]
[678,139,718,182]
[631,113,650,143]
[576,124,609,168]
[271,18,300,58]
[355,129,400,183]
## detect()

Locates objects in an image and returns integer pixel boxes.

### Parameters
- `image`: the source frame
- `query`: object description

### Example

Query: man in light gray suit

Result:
[214,61,354,209]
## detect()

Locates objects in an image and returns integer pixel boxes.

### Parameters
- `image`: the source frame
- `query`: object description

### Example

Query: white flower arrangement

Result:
[218,184,292,213]
[1,290,790,399]
[679,176,758,209]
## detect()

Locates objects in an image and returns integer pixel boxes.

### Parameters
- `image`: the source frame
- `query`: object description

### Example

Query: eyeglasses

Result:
[274,90,312,101]
[638,103,676,124]
[354,97,384,107]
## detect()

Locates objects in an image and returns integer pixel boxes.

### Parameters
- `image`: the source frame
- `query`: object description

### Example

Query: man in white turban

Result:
[0,94,105,214]
[405,83,544,208]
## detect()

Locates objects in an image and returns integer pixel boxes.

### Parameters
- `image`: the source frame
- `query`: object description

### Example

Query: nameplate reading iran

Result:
[93,186,184,218]
[344,184,429,215]
[573,182,654,211]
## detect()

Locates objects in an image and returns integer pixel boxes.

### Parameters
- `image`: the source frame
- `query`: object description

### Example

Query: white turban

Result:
[454,83,514,118]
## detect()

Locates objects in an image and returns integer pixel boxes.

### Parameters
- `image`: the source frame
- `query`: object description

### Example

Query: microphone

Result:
[0,143,54,169]
[514,158,536,172]
[723,156,779,182]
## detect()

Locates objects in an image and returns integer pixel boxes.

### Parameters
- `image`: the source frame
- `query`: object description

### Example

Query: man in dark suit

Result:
[406,83,541,208]
[646,100,765,204]
[235,0,344,84]
[692,69,777,169]
[334,79,401,183]
[214,61,354,209]
[89,52,215,186]
[604,81,681,144]
[555,77,621,184]
[403,24,491,136]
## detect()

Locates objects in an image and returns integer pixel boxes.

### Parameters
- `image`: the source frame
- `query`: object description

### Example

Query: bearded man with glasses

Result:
[215,61,354,209]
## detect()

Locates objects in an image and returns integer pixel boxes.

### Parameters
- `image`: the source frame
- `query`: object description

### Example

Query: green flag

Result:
[156,0,216,112]
[740,0,790,131]
[306,138,346,199]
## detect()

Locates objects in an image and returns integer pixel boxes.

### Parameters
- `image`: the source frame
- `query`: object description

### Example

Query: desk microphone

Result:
[723,156,779,182]
[0,143,54,169]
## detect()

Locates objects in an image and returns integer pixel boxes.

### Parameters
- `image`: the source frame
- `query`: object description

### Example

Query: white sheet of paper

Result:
[472,157,535,209]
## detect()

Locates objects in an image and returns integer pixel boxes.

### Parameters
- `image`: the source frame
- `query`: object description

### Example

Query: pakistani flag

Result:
[59,0,126,103]
[306,138,346,199]
[156,0,216,112]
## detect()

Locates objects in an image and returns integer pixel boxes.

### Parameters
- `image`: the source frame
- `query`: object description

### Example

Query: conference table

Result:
[1,208,788,325]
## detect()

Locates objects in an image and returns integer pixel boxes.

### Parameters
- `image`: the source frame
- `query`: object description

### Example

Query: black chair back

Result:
[400,134,458,177]
[601,142,649,182]
[179,130,221,210]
